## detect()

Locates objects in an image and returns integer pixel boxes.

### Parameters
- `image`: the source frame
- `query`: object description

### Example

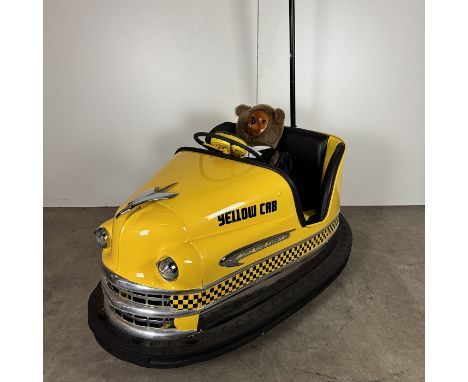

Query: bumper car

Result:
[88,122,352,367]
[88,0,352,367]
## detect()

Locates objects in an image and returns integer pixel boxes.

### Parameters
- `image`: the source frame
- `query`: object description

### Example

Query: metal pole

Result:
[289,0,296,127]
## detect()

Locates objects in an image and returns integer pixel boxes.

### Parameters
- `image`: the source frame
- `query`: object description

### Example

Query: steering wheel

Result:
[194,132,262,160]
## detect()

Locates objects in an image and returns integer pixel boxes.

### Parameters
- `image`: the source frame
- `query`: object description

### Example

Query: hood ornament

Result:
[115,183,178,219]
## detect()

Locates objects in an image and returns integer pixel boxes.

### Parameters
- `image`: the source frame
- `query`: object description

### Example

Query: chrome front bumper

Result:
[101,268,197,339]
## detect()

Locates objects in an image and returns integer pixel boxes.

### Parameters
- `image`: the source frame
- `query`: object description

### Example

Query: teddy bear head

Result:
[235,104,285,149]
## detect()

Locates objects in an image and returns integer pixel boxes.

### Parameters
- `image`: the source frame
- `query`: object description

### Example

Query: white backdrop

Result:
[44,0,424,207]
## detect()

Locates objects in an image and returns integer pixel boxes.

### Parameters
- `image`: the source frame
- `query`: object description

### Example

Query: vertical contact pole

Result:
[256,0,260,104]
[289,0,296,127]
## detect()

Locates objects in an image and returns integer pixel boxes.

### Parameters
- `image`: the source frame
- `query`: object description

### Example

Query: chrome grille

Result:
[109,304,175,329]
[101,273,197,339]
[105,278,171,307]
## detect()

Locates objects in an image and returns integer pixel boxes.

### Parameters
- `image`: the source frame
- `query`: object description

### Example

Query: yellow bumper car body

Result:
[88,122,352,367]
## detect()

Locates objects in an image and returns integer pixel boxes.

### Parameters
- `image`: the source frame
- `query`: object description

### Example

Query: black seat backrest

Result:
[276,126,328,213]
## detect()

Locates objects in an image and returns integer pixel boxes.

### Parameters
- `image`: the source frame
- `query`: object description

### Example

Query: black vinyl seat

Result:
[209,122,344,225]
[276,126,328,218]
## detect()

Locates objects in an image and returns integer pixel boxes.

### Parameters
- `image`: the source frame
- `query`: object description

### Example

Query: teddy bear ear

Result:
[273,108,285,123]
[235,104,251,116]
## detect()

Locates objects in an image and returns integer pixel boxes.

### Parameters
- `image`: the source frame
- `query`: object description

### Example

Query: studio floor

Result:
[44,206,424,382]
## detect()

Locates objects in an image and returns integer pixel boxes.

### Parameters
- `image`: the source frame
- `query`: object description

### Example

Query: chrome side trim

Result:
[203,215,340,291]
[103,297,196,340]
[219,229,295,267]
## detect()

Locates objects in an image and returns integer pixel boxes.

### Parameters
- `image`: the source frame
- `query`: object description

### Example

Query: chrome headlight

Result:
[158,257,179,281]
[94,227,110,248]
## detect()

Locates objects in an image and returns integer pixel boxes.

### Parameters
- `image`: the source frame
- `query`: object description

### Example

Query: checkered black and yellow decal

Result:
[170,216,340,311]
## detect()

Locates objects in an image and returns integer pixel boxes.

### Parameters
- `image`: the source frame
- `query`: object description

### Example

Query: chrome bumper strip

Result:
[102,266,202,295]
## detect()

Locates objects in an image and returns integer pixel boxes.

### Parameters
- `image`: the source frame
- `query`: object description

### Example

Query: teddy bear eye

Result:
[250,117,257,124]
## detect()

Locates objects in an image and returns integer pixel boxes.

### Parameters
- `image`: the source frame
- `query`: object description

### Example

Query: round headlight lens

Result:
[158,257,179,281]
[94,227,110,248]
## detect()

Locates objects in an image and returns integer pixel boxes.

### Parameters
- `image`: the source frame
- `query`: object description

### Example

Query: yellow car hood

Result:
[117,150,294,242]
[104,150,296,289]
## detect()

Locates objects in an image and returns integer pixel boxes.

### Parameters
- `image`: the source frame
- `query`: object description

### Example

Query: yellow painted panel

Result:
[174,314,199,331]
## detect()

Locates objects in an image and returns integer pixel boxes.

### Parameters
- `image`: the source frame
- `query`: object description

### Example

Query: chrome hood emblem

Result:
[116,183,178,219]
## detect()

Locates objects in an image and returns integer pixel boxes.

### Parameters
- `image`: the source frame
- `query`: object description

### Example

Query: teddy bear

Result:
[235,104,292,173]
